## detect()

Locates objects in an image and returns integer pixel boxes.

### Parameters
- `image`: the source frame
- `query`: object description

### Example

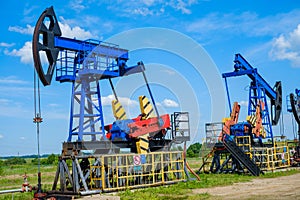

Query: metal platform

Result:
[52,151,186,195]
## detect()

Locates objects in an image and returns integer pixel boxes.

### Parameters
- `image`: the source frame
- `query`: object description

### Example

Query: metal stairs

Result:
[223,135,261,176]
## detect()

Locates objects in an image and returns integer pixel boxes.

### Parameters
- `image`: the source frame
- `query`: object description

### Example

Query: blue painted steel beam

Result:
[222,54,276,99]
[54,36,129,59]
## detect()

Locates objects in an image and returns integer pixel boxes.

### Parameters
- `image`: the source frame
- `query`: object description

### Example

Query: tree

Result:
[4,157,26,165]
[46,154,57,164]
[31,154,57,165]
[186,142,202,157]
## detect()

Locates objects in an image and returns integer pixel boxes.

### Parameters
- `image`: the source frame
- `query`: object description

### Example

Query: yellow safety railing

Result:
[89,151,185,191]
[235,136,252,158]
[252,144,290,171]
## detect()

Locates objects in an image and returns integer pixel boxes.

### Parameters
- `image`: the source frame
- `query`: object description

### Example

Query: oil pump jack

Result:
[31,6,191,197]
[199,54,282,176]
[288,89,300,165]
[222,53,282,145]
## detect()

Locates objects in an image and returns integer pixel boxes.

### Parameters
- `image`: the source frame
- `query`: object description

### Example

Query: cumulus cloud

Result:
[58,20,93,40]
[0,42,15,47]
[132,7,154,16]
[162,98,179,107]
[166,0,196,14]
[239,100,248,107]
[5,19,94,64]
[269,24,300,67]
[4,41,33,64]
[0,134,3,139]
[8,24,34,35]
[101,95,139,107]
[106,0,196,17]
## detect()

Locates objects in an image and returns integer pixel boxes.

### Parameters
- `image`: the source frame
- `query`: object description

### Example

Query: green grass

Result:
[0,192,34,200]
[0,163,56,189]
[118,169,300,200]
[1,157,300,200]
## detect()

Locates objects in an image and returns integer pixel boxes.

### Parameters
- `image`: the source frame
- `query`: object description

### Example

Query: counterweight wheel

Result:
[32,6,62,86]
[290,93,300,125]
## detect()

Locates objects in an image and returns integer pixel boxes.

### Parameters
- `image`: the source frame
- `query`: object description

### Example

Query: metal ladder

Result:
[223,135,261,176]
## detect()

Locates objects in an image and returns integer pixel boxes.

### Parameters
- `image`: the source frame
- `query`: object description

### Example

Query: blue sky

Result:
[1,0,300,156]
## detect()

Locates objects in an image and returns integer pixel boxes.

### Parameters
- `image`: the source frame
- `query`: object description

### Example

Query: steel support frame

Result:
[248,82,273,141]
[68,79,105,142]
[51,152,185,195]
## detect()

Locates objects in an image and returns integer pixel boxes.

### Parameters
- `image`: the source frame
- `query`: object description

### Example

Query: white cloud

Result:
[162,98,179,107]
[0,42,15,47]
[166,0,196,14]
[59,20,93,40]
[143,0,155,6]
[20,137,26,140]
[0,76,29,84]
[269,24,300,67]
[4,41,32,64]
[106,0,197,17]
[0,134,3,139]
[8,24,34,35]
[239,100,248,107]
[186,10,300,39]
[101,95,139,107]
[69,0,86,11]
[5,19,94,64]
[133,7,154,16]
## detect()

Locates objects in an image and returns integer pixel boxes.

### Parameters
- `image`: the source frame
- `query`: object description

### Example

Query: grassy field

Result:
[117,169,300,200]
[0,157,299,200]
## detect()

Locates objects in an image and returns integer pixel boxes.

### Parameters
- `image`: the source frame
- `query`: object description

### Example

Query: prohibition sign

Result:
[133,155,141,165]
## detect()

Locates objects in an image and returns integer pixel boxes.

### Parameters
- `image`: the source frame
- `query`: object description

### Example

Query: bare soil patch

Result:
[193,173,300,200]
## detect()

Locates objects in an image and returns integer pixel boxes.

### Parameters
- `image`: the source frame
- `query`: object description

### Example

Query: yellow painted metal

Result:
[112,100,127,120]
[139,96,156,120]
[246,115,256,125]
[136,136,149,154]
[252,144,290,171]
[135,95,156,153]
[235,136,252,158]
[222,117,230,123]
[89,151,185,191]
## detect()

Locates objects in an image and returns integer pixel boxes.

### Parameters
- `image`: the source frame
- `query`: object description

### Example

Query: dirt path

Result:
[193,173,300,200]
[78,173,300,200]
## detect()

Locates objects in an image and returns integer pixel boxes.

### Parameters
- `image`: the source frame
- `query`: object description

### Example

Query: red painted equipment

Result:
[128,114,170,138]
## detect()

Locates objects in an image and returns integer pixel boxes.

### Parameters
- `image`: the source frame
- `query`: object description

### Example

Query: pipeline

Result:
[183,142,201,181]
[0,188,22,194]
[0,174,32,194]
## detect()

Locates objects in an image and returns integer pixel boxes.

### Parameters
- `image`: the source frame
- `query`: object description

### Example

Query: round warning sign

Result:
[133,155,141,165]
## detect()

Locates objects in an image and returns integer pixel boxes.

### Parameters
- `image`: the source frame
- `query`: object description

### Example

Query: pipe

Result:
[0,188,22,194]
[183,142,201,181]
[80,190,101,196]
